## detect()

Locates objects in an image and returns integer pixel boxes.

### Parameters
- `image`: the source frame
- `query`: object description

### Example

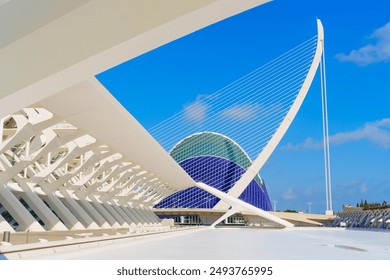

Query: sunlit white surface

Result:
[9,227,390,260]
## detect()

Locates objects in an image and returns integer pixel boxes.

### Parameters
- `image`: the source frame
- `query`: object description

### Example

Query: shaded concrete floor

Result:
[6,227,390,260]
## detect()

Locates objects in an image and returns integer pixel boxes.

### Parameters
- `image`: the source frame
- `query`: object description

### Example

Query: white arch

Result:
[213,19,325,210]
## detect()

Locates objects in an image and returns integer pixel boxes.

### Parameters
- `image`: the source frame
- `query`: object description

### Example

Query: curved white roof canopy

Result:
[0,0,270,117]
[0,0,296,228]
[37,78,196,190]
[0,0,270,190]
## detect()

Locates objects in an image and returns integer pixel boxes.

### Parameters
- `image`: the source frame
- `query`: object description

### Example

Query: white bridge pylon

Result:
[196,182,294,228]
[150,20,326,227]
[198,20,325,225]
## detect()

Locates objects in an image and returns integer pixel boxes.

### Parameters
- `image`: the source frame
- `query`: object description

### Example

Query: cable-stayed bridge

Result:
[152,20,331,226]
[0,1,334,257]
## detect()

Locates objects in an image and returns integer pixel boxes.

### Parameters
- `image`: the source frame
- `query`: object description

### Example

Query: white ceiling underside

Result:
[0,0,269,190]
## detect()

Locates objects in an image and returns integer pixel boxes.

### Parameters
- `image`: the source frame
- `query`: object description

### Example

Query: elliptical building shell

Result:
[155,132,272,210]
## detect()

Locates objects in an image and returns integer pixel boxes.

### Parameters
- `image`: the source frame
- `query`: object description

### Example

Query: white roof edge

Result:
[0,0,270,119]
[0,0,271,192]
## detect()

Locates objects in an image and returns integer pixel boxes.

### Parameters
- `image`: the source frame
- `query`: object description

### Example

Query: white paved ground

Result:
[9,227,390,260]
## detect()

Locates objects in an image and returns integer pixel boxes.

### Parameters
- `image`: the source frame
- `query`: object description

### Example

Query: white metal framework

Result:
[192,20,325,225]
[0,89,166,232]
[0,1,327,234]
[1,0,274,233]
[214,20,326,210]
[334,209,390,229]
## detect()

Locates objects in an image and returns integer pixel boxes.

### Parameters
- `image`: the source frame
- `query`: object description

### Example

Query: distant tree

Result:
[356,203,359,207]
[360,199,363,207]
[284,209,298,213]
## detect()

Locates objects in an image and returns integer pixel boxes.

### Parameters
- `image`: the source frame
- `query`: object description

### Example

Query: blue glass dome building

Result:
[155,132,272,211]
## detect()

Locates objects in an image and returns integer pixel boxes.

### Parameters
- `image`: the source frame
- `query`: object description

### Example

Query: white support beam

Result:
[121,205,143,226]
[197,182,293,228]
[109,200,137,227]
[134,208,155,225]
[127,206,150,226]
[0,0,271,234]
[0,184,44,232]
[17,188,67,231]
[77,199,111,229]
[101,201,129,228]
[44,193,85,230]
[59,190,100,229]
[0,211,15,233]
[88,196,121,228]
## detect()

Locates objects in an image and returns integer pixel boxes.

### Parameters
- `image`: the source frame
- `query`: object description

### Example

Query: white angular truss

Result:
[334,210,390,229]
[0,0,300,233]
[0,105,167,232]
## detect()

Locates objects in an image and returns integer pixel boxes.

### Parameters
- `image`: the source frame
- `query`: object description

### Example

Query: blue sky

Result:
[97,0,390,214]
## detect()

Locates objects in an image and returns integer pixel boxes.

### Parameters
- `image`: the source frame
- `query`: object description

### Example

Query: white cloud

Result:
[283,118,390,151]
[282,137,323,151]
[220,104,259,121]
[336,21,390,66]
[360,182,368,194]
[330,118,390,148]
[183,100,208,122]
[282,187,297,200]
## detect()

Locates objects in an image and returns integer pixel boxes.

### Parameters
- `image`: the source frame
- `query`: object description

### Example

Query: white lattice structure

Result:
[1,0,275,233]
[0,84,170,232]
[333,210,390,229]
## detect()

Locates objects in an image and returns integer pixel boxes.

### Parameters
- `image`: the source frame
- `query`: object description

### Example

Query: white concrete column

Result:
[370,213,381,228]
[47,152,51,166]
[121,205,143,226]
[59,189,100,229]
[88,196,121,228]
[377,213,388,229]
[115,204,138,226]
[364,213,373,227]
[134,208,154,225]
[129,207,150,225]
[19,190,67,231]
[0,214,15,232]
[0,184,44,231]
[143,209,158,224]
[144,209,161,224]
[0,161,67,231]
[77,199,111,229]
[101,202,129,227]
[109,202,136,226]
[137,206,157,224]
[44,193,85,230]
[144,208,159,224]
